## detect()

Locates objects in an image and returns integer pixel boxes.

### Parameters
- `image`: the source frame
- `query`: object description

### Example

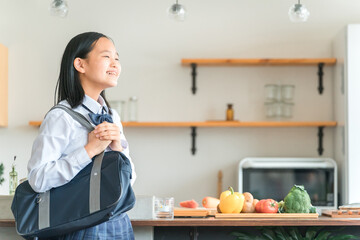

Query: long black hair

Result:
[55,32,112,113]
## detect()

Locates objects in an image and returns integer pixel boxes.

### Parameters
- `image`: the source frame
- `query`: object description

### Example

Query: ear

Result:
[73,57,86,73]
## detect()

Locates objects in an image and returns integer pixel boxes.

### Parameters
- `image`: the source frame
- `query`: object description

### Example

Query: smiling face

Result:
[74,37,121,98]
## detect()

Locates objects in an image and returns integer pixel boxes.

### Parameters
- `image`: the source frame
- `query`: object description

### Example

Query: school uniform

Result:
[27,95,136,240]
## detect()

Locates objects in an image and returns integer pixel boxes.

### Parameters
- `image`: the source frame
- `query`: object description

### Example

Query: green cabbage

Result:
[284,185,311,213]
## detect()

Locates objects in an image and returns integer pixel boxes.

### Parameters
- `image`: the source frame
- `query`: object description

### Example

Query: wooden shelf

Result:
[123,121,337,127]
[3,217,360,228]
[29,121,337,128]
[181,58,337,66]
[182,58,336,95]
[29,121,42,127]
[29,120,336,156]
[131,217,360,227]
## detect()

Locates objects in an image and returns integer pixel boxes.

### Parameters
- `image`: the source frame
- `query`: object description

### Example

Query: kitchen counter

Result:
[2,216,360,227]
[131,216,360,226]
[2,217,360,240]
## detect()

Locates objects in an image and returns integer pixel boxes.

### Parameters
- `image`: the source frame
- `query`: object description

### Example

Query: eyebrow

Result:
[100,50,119,56]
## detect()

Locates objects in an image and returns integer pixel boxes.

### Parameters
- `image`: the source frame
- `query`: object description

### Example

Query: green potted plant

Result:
[232,226,358,240]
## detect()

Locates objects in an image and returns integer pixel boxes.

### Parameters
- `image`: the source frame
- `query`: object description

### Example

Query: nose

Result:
[111,58,120,68]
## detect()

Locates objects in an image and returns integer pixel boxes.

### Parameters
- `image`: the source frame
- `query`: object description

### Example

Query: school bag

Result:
[11,104,136,239]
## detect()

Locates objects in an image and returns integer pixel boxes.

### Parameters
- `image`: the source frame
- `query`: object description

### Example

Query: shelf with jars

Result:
[29,58,337,156]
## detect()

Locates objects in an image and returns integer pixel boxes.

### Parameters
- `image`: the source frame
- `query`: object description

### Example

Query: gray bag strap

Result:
[37,191,50,229]
[50,104,94,132]
[38,105,105,229]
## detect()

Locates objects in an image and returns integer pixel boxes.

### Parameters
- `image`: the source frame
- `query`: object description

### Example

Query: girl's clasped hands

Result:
[93,121,123,151]
[85,121,122,158]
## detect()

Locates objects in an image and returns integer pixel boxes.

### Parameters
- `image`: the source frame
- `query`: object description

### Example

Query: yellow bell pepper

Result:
[219,187,245,213]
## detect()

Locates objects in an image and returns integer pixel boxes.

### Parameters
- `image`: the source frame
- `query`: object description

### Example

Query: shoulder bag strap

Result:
[38,105,104,230]
[50,104,94,132]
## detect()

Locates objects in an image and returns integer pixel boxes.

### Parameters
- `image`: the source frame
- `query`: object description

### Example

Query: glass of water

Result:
[154,197,174,219]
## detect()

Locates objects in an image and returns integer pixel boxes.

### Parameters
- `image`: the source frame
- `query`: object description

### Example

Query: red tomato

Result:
[255,199,278,213]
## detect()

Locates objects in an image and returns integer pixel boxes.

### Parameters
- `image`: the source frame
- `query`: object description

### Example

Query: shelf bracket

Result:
[317,63,324,94]
[191,127,197,155]
[191,63,197,94]
[317,126,324,155]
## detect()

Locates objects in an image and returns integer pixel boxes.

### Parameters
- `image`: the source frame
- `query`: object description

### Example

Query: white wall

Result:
[1,0,360,205]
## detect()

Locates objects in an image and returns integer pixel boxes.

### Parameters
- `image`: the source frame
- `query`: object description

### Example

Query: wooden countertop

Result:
[3,217,360,228]
[130,217,360,227]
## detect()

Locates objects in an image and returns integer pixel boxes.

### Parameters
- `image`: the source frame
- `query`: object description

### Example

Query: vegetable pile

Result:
[179,184,316,215]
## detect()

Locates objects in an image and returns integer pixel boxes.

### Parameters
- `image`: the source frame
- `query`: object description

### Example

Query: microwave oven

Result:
[238,157,338,209]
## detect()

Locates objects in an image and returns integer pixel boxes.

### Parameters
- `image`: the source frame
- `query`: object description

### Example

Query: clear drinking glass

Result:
[154,197,174,219]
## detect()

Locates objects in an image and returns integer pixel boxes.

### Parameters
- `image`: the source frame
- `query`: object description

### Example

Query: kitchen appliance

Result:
[238,157,337,209]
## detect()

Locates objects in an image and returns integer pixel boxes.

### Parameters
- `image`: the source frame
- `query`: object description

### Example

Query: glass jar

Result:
[281,85,295,102]
[282,102,294,118]
[265,84,280,102]
[128,96,138,122]
[265,102,282,118]
[109,100,126,121]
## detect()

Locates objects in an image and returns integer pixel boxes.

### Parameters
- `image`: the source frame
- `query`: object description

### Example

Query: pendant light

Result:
[167,0,187,22]
[288,0,310,22]
[50,0,69,18]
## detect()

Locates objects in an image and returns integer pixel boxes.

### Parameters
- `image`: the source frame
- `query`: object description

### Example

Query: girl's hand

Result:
[93,122,123,152]
[85,131,111,159]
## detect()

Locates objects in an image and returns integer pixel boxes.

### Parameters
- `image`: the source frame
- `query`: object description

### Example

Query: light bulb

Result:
[288,3,310,22]
[50,0,69,18]
[167,2,187,21]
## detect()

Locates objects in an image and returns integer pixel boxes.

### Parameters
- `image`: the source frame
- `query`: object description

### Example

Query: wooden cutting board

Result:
[322,210,360,218]
[174,208,216,217]
[215,213,318,219]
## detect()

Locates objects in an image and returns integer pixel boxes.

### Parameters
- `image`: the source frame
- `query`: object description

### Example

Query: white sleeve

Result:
[111,109,137,186]
[27,110,92,193]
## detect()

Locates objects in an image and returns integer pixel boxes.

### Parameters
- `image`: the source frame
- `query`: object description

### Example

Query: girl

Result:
[27,32,136,239]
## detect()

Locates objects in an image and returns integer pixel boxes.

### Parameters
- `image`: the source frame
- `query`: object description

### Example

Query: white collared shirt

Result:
[27,95,136,193]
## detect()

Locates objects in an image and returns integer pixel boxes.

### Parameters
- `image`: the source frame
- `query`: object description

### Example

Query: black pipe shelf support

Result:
[317,62,325,94]
[189,62,327,95]
[191,127,197,155]
[190,126,325,156]
[191,63,197,94]
[317,126,324,156]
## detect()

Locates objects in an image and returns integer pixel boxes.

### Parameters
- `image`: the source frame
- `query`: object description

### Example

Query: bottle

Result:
[226,104,234,121]
[9,156,18,195]
[128,96,138,122]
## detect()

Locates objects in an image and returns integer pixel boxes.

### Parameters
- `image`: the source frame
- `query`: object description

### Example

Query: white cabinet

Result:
[333,24,360,205]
